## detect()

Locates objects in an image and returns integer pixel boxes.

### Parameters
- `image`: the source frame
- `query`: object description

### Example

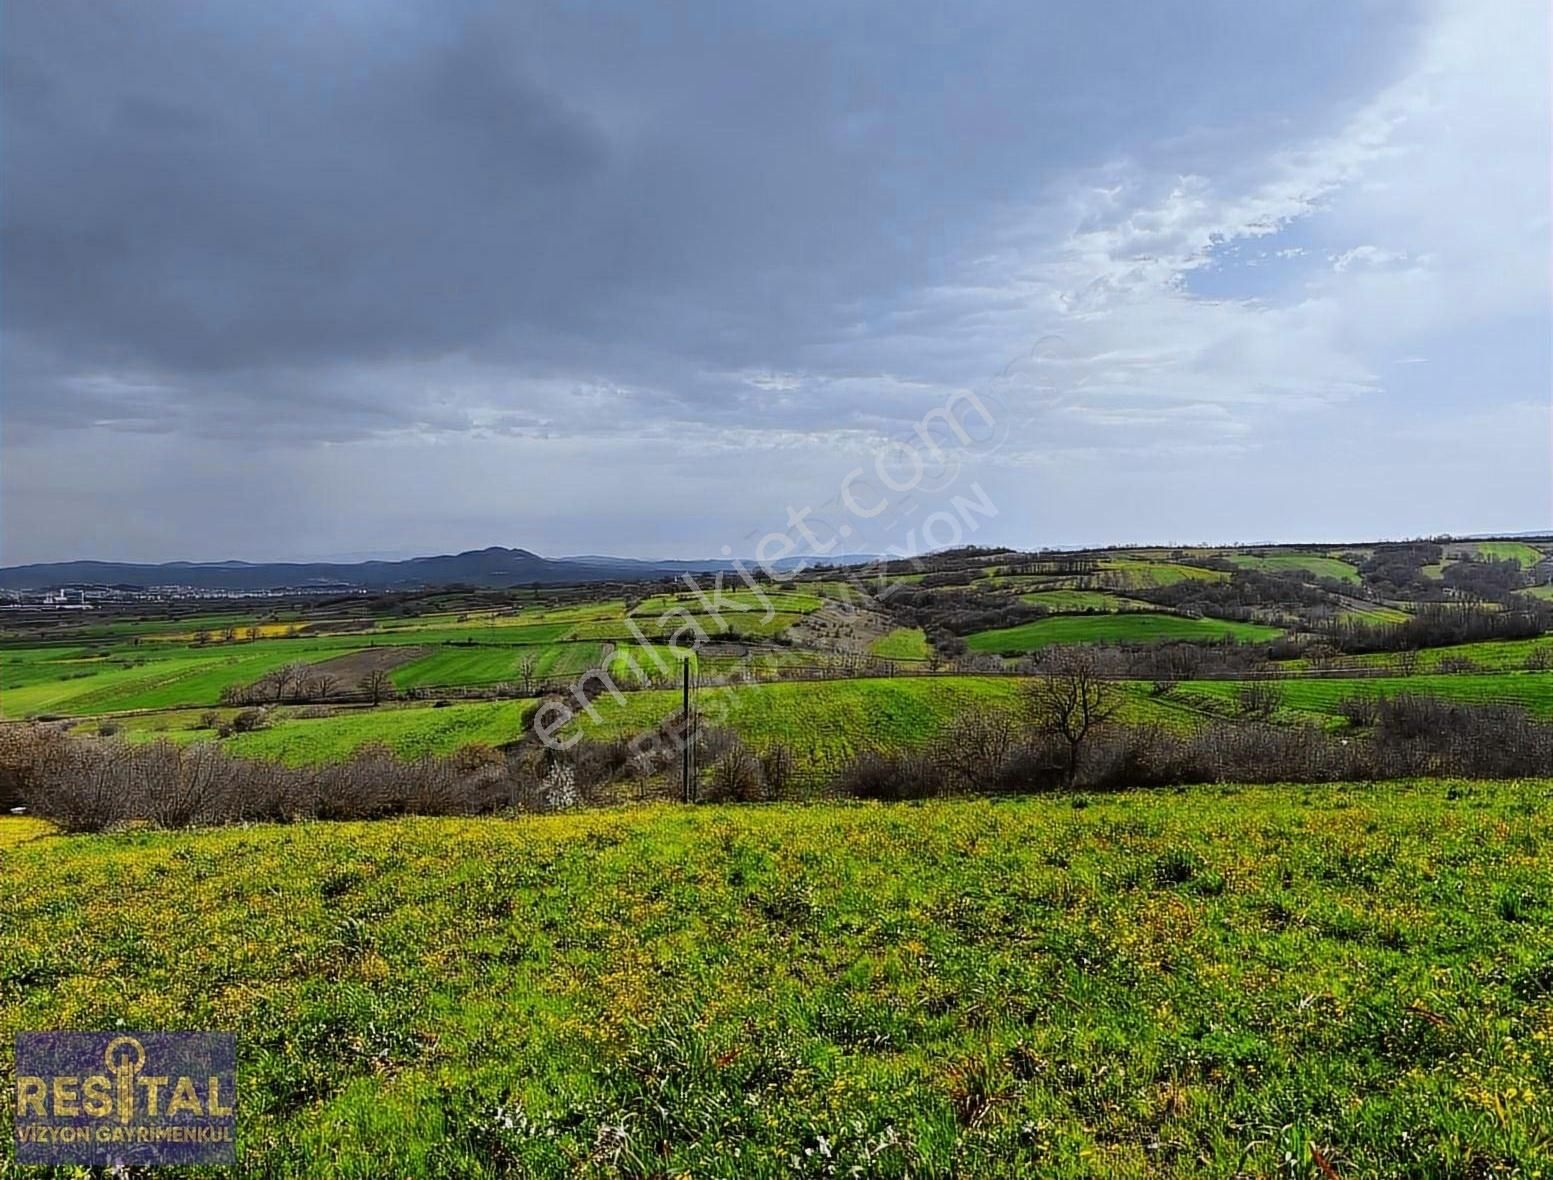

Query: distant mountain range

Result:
[0,547,880,592]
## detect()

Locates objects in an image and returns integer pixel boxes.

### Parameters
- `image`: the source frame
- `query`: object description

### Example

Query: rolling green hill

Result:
[966,614,1281,655]
[4,782,1551,1175]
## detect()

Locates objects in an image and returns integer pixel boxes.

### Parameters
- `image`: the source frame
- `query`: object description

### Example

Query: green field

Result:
[215,700,528,764]
[630,590,824,617]
[573,676,1032,776]
[1092,559,1227,591]
[607,643,695,687]
[392,643,606,690]
[1175,671,1553,722]
[1019,589,1153,613]
[869,627,932,661]
[1226,553,1361,583]
[0,643,350,718]
[568,612,807,641]
[1314,638,1553,674]
[1461,541,1543,567]
[4,782,1553,1175]
[1335,600,1412,625]
[966,614,1281,655]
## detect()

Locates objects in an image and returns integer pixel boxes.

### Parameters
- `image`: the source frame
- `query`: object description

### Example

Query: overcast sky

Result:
[2,0,1548,565]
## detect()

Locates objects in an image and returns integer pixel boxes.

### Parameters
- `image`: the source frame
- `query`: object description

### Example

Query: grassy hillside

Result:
[4,784,1552,1176]
[1460,541,1543,567]
[574,676,1032,776]
[1176,672,1553,722]
[869,627,932,661]
[1018,589,1155,613]
[1225,553,1361,583]
[1092,559,1226,590]
[0,644,349,718]
[132,701,532,764]
[392,642,606,690]
[966,614,1281,655]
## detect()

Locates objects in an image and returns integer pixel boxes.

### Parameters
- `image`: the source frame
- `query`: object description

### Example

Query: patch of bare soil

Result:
[310,646,429,681]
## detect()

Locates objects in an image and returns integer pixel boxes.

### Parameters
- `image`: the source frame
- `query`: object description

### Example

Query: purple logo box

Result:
[14,1032,236,1166]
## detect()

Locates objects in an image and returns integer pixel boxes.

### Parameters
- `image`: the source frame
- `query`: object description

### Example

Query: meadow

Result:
[1224,553,1361,583]
[868,627,932,661]
[574,676,1036,779]
[1173,671,1553,723]
[1017,589,1157,613]
[965,613,1281,655]
[4,782,1553,1176]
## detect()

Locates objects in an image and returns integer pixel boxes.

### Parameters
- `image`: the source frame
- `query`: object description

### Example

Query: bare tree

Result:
[361,668,392,705]
[1022,648,1119,785]
[309,673,339,702]
[517,654,537,694]
[1235,678,1284,720]
[1394,648,1420,677]
[932,711,1018,791]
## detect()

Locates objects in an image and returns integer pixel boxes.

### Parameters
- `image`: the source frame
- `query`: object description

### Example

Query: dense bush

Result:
[1303,603,1551,658]
[834,697,1553,799]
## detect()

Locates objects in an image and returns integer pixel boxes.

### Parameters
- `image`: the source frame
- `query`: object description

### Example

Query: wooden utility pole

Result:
[682,658,692,804]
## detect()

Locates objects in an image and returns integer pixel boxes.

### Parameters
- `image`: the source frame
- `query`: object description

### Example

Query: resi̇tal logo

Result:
[14,1031,236,1166]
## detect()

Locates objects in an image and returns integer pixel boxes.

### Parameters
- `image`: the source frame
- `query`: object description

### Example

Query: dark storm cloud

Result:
[2,0,1421,447]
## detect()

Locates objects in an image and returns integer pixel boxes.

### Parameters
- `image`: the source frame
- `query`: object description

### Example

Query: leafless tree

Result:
[932,711,1019,791]
[361,668,393,705]
[517,654,537,694]
[1394,648,1420,677]
[1235,678,1284,720]
[1022,648,1119,785]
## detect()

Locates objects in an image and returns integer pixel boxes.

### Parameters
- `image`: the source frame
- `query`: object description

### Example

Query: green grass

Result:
[569,675,1193,778]
[0,643,353,718]
[1335,601,1412,625]
[1464,541,1543,567]
[630,590,824,616]
[1175,672,1553,722]
[965,614,1281,655]
[868,628,932,661]
[607,644,695,687]
[1018,589,1152,613]
[1226,553,1361,584]
[568,612,806,641]
[5,783,1553,1175]
[1092,559,1227,591]
[214,701,528,764]
[357,623,573,647]
[573,676,1029,776]
[391,643,605,690]
[1307,638,1553,674]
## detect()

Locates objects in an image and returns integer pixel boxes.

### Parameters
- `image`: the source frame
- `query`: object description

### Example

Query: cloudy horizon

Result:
[3,0,1548,566]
